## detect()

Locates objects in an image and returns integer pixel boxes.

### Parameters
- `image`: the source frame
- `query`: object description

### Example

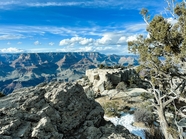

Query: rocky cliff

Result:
[0,81,140,139]
[0,52,139,94]
[84,68,148,97]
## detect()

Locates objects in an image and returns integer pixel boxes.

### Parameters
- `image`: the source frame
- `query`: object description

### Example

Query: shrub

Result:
[105,81,114,90]
[144,126,165,139]
[99,64,105,69]
[103,101,120,117]
[116,82,127,92]
[134,109,153,126]
[140,92,153,101]
[128,76,136,88]
[167,127,179,139]
[94,74,100,80]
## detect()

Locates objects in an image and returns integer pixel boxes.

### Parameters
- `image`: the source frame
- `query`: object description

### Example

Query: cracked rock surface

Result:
[0,81,140,139]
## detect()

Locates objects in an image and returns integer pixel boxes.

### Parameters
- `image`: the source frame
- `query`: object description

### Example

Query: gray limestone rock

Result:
[0,81,140,139]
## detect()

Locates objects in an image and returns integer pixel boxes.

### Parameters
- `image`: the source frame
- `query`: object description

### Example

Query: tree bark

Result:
[158,107,173,139]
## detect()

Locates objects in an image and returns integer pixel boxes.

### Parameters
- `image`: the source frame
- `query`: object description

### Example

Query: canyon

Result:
[0,52,138,94]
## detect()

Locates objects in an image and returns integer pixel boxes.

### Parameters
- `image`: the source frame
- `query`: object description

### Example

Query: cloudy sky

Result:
[0,0,180,54]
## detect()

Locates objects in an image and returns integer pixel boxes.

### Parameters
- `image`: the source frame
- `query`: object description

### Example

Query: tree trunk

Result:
[158,107,173,139]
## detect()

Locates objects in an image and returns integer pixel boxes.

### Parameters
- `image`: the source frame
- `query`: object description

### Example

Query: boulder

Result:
[100,123,141,139]
[0,81,140,139]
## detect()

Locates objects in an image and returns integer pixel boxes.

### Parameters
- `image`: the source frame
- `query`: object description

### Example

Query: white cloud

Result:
[0,34,24,40]
[125,23,147,32]
[97,33,129,45]
[0,23,145,55]
[0,2,18,6]
[25,2,85,7]
[166,17,177,25]
[58,33,132,54]
[97,34,113,45]
[79,38,94,45]
[34,41,41,45]
[0,47,25,53]
[0,23,146,42]
[0,0,165,12]
[0,1,19,9]
[49,42,55,46]
[59,33,127,47]
[117,36,126,44]
[126,35,138,42]
[17,42,22,45]
[57,44,128,54]
[59,36,95,46]
[77,46,93,52]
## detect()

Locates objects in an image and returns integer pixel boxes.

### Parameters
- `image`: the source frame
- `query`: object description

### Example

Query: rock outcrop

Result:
[85,68,148,94]
[0,81,139,139]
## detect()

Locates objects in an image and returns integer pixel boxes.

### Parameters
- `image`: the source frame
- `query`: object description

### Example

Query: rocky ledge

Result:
[0,81,140,139]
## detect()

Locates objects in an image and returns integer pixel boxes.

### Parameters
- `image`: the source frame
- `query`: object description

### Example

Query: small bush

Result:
[140,92,153,101]
[94,74,100,80]
[105,81,114,90]
[144,126,165,139]
[103,101,120,117]
[99,64,105,69]
[128,76,136,88]
[116,82,127,91]
[167,127,179,139]
[134,109,153,126]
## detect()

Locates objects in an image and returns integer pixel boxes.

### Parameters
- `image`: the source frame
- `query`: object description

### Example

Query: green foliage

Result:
[140,92,153,101]
[99,64,105,69]
[167,127,179,139]
[128,1,186,94]
[180,92,186,97]
[94,74,100,80]
[140,8,150,24]
[103,101,120,117]
[116,82,127,91]
[128,10,185,83]
[140,101,153,112]
[128,76,136,88]
[128,1,186,138]
[105,81,114,90]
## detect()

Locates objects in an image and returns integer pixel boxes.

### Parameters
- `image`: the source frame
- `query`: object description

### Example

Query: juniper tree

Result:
[128,1,186,139]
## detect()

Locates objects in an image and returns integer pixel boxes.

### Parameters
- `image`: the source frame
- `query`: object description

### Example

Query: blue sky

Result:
[0,0,179,54]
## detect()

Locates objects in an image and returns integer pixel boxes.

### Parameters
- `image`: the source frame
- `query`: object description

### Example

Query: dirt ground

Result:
[95,88,150,115]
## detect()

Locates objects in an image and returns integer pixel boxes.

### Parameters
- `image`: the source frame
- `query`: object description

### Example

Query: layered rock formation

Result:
[0,81,139,139]
[0,52,139,94]
[85,68,148,95]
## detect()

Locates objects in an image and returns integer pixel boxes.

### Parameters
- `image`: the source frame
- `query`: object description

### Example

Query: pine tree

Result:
[128,1,186,138]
